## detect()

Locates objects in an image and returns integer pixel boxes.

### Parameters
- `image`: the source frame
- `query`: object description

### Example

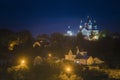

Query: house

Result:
[74,49,89,65]
[65,47,104,65]
[65,50,76,61]
[65,48,89,65]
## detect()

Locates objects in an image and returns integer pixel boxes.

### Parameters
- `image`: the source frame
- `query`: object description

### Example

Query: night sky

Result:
[0,0,120,36]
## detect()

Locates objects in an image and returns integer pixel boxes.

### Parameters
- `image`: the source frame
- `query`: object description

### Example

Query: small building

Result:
[93,57,104,64]
[87,56,94,65]
[33,41,41,48]
[65,47,104,65]
[65,50,76,61]
[74,49,88,65]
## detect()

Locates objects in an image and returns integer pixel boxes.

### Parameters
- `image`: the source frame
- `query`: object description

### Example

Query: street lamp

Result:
[20,59,26,66]
[65,66,72,80]
[66,67,71,73]
[65,65,73,74]
[48,53,52,57]
[21,60,25,64]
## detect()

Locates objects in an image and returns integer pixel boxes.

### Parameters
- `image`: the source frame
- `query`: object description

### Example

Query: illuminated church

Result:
[65,16,99,40]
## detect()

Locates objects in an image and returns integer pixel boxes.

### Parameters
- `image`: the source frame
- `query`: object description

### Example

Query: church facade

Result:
[79,16,99,40]
[65,16,99,41]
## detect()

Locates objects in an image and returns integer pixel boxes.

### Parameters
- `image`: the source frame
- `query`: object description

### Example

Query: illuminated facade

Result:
[65,47,104,65]
[79,16,99,40]
[65,16,99,40]
[65,26,74,36]
[65,50,76,61]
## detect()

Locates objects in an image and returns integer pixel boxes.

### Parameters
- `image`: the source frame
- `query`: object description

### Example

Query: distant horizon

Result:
[0,23,120,37]
[0,0,120,37]
[0,16,120,37]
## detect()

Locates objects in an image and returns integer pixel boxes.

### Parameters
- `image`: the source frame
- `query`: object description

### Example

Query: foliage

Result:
[0,29,120,79]
[7,64,29,80]
[58,72,83,80]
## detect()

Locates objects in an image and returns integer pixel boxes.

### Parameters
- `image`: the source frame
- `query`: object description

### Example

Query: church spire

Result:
[87,16,92,30]
[93,20,97,30]
[66,26,73,36]
[87,16,90,23]
[76,46,80,54]
[79,20,83,30]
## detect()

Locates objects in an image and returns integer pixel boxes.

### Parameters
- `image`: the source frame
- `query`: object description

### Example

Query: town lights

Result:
[65,66,72,73]
[20,58,26,66]
[21,60,25,65]
[48,53,52,57]
[66,67,71,73]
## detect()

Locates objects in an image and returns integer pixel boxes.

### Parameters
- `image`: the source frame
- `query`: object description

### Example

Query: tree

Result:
[50,32,65,57]
[16,30,34,44]
[33,56,42,66]
[0,29,16,47]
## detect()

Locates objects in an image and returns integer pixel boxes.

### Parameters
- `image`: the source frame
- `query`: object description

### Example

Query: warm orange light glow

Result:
[48,53,52,57]
[21,60,25,64]
[64,65,73,73]
[66,67,71,72]
[21,60,25,65]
